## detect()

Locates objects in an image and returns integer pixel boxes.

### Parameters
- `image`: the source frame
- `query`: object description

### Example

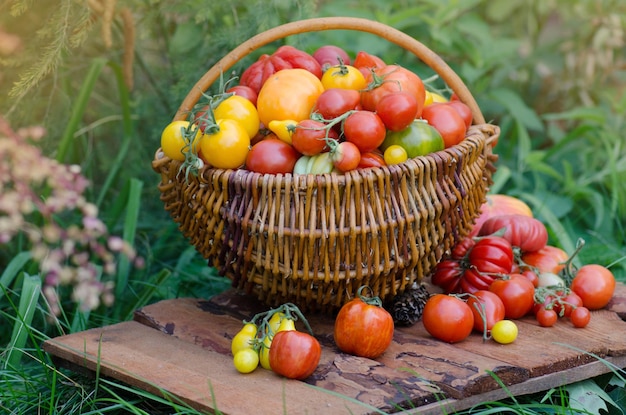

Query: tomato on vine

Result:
[331,141,361,173]
[313,88,361,120]
[570,306,591,328]
[199,118,250,169]
[160,120,202,162]
[489,274,535,319]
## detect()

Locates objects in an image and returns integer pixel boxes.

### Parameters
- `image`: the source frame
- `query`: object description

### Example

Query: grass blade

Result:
[0,251,32,300]
[5,273,41,369]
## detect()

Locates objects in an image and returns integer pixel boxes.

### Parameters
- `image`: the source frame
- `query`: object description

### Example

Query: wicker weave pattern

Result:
[152,17,500,311]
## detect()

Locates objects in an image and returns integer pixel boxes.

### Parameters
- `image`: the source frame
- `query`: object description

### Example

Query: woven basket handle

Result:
[174,16,486,125]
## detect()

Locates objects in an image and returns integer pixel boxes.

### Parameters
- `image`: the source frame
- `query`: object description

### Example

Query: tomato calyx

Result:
[558,237,586,286]
[355,285,384,307]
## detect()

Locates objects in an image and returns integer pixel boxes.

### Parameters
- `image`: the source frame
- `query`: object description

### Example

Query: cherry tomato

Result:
[226,85,258,106]
[521,245,569,274]
[333,290,394,358]
[213,95,260,139]
[489,274,535,319]
[313,88,361,120]
[361,65,425,117]
[570,264,616,310]
[491,320,518,344]
[478,214,548,253]
[268,119,297,145]
[570,306,591,328]
[357,151,386,169]
[375,92,419,132]
[343,110,386,153]
[313,45,351,71]
[380,119,444,158]
[231,323,258,355]
[421,102,467,148]
[332,141,361,172]
[291,119,334,156]
[466,290,505,334]
[353,51,386,72]
[447,100,473,129]
[535,307,558,327]
[469,194,534,237]
[560,291,583,318]
[422,294,474,343]
[233,348,259,374]
[245,138,300,174]
[256,68,324,127]
[321,63,367,90]
[200,119,250,169]
[160,120,202,162]
[520,268,539,288]
[383,145,408,165]
[269,330,321,380]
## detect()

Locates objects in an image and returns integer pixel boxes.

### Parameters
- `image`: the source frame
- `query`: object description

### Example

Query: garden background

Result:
[1,0,625,413]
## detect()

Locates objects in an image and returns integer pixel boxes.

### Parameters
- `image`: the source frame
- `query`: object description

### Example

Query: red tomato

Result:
[520,268,539,288]
[375,92,419,131]
[421,103,467,148]
[466,290,505,334]
[291,119,335,156]
[353,51,386,72]
[560,291,583,317]
[226,85,258,106]
[521,245,569,274]
[430,259,464,294]
[313,45,351,71]
[422,294,474,343]
[570,264,615,310]
[333,291,394,358]
[447,100,473,129]
[468,236,515,275]
[451,237,476,259]
[478,214,548,253]
[569,306,591,328]
[357,151,386,169]
[489,274,535,319]
[268,330,321,380]
[469,194,534,237]
[313,88,361,120]
[343,111,386,153]
[245,138,300,174]
[535,307,558,327]
[240,45,323,93]
[360,65,425,117]
[332,141,361,173]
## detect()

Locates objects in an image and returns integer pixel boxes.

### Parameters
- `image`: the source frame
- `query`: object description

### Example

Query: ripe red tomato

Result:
[291,119,335,156]
[313,45,351,71]
[447,100,473,129]
[430,260,464,294]
[334,291,394,358]
[521,245,569,274]
[535,307,558,327]
[360,65,425,117]
[422,294,474,343]
[343,111,386,153]
[520,268,539,288]
[245,138,300,174]
[226,85,258,106]
[468,235,515,275]
[421,103,466,148]
[560,291,583,318]
[313,88,361,120]
[353,51,386,72]
[331,141,361,173]
[268,330,321,380]
[570,264,616,310]
[375,92,419,131]
[466,290,505,334]
[469,194,534,237]
[357,151,386,169]
[570,306,591,328]
[478,214,548,253]
[489,274,535,319]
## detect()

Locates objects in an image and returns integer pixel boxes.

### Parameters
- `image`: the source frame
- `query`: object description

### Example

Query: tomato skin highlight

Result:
[334,297,394,358]
[422,294,474,343]
[269,330,321,380]
[570,264,615,310]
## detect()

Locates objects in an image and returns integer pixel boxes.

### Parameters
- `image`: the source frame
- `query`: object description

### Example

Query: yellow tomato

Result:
[321,64,367,90]
[231,323,258,356]
[213,95,260,139]
[383,144,409,165]
[268,119,297,145]
[424,91,448,107]
[259,335,272,370]
[160,120,202,161]
[256,69,324,127]
[233,348,259,374]
[491,320,518,344]
[200,119,250,169]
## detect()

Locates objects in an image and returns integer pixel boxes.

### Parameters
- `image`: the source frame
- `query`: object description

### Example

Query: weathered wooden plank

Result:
[42,321,376,415]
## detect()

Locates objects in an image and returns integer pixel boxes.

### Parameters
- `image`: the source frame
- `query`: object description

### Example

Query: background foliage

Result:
[1,0,625,413]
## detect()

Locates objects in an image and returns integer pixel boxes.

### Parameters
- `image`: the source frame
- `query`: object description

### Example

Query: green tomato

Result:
[380,119,444,158]
[293,152,335,174]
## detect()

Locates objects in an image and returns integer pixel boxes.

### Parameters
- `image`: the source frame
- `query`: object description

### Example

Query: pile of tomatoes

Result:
[425,194,616,344]
[160,44,474,174]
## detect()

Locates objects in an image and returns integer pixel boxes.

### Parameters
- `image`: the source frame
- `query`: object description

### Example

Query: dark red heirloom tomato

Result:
[269,330,321,380]
[245,138,299,174]
[468,235,515,275]
[313,45,351,71]
[422,294,474,343]
[478,214,548,253]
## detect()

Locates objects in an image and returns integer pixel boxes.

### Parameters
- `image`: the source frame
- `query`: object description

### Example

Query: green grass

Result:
[1,0,626,413]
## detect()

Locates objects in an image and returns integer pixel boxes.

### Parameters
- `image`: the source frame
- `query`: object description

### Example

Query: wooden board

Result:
[44,283,626,415]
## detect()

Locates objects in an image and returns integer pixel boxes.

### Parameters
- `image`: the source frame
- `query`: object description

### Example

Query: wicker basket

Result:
[152,17,499,312]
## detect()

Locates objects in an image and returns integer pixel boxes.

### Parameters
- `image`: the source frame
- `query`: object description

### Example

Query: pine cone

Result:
[387,283,431,327]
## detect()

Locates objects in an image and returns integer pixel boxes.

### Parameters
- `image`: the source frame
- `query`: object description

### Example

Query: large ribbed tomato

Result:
[469,194,533,237]
[256,68,324,127]
[478,214,548,253]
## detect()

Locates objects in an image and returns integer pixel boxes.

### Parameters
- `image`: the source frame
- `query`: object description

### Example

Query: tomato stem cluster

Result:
[246,302,314,349]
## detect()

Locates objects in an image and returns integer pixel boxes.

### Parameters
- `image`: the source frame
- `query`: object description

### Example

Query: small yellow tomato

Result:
[277,318,296,332]
[267,120,297,145]
[231,323,258,356]
[383,144,409,165]
[233,348,259,374]
[199,119,250,169]
[424,91,448,107]
[160,120,202,161]
[321,64,367,90]
[213,95,260,139]
[491,320,518,344]
[259,335,272,370]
